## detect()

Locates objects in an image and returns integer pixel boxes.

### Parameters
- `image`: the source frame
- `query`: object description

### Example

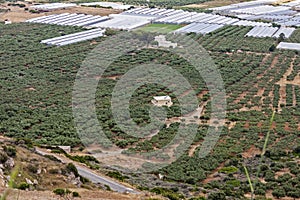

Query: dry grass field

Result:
[0,1,121,23]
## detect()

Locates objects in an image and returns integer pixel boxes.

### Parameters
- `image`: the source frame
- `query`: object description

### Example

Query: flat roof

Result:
[153,96,171,101]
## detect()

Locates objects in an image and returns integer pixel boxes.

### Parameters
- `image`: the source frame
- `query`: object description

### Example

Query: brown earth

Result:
[201,162,225,184]
[276,56,299,110]
[1,188,159,200]
[233,91,248,104]
[0,137,165,200]
[227,121,237,130]
[0,2,121,23]
[188,140,203,157]
[181,0,251,9]
[275,168,294,179]
[242,145,261,159]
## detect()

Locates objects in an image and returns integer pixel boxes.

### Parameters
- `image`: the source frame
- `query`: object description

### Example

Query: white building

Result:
[4,19,11,25]
[152,96,173,107]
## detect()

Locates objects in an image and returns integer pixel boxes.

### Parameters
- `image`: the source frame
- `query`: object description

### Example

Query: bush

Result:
[4,146,16,157]
[226,179,240,187]
[287,190,300,198]
[72,191,80,197]
[53,188,65,196]
[27,164,38,173]
[44,155,61,162]
[0,151,8,163]
[80,176,90,184]
[207,191,226,200]
[48,168,60,174]
[105,28,118,36]
[51,149,65,154]
[29,9,39,13]
[106,171,128,182]
[104,184,111,191]
[269,45,276,52]
[189,197,206,200]
[219,166,238,174]
[293,146,300,155]
[272,188,285,198]
[66,163,79,177]
[18,182,30,190]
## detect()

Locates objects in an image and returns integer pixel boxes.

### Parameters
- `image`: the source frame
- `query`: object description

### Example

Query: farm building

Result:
[58,146,71,153]
[152,96,173,107]
[4,19,11,24]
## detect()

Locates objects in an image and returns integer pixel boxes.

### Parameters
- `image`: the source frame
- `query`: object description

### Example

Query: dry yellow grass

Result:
[181,0,251,9]
[1,188,164,200]
[0,1,121,23]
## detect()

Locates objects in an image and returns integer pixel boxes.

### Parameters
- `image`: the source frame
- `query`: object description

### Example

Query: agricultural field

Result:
[137,23,183,33]
[1,6,300,200]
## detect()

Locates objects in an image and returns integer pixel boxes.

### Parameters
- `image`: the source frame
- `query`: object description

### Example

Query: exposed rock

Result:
[158,173,164,180]
[33,179,38,185]
[37,168,42,174]
[68,172,76,180]
[72,177,82,187]
[0,174,6,187]
[4,157,14,168]
[26,178,33,185]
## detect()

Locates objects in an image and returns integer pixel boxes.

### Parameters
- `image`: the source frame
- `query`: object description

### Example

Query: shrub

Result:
[269,45,276,52]
[3,146,16,157]
[287,190,300,198]
[226,179,241,187]
[106,171,127,182]
[293,146,300,155]
[29,9,39,13]
[104,184,111,191]
[66,163,79,177]
[18,182,29,190]
[207,191,226,200]
[80,176,89,184]
[53,188,65,196]
[189,197,206,200]
[27,164,38,173]
[72,191,80,197]
[44,155,61,162]
[48,168,60,174]
[0,151,8,163]
[272,188,285,198]
[219,166,238,174]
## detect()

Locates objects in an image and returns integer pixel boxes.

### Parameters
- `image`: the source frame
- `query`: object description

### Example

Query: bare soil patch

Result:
[228,121,237,130]
[233,91,247,104]
[242,145,261,159]
[188,140,203,157]
[0,2,121,23]
[202,162,225,184]
[181,0,250,9]
[275,168,294,179]
[276,56,297,109]
[1,188,151,200]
